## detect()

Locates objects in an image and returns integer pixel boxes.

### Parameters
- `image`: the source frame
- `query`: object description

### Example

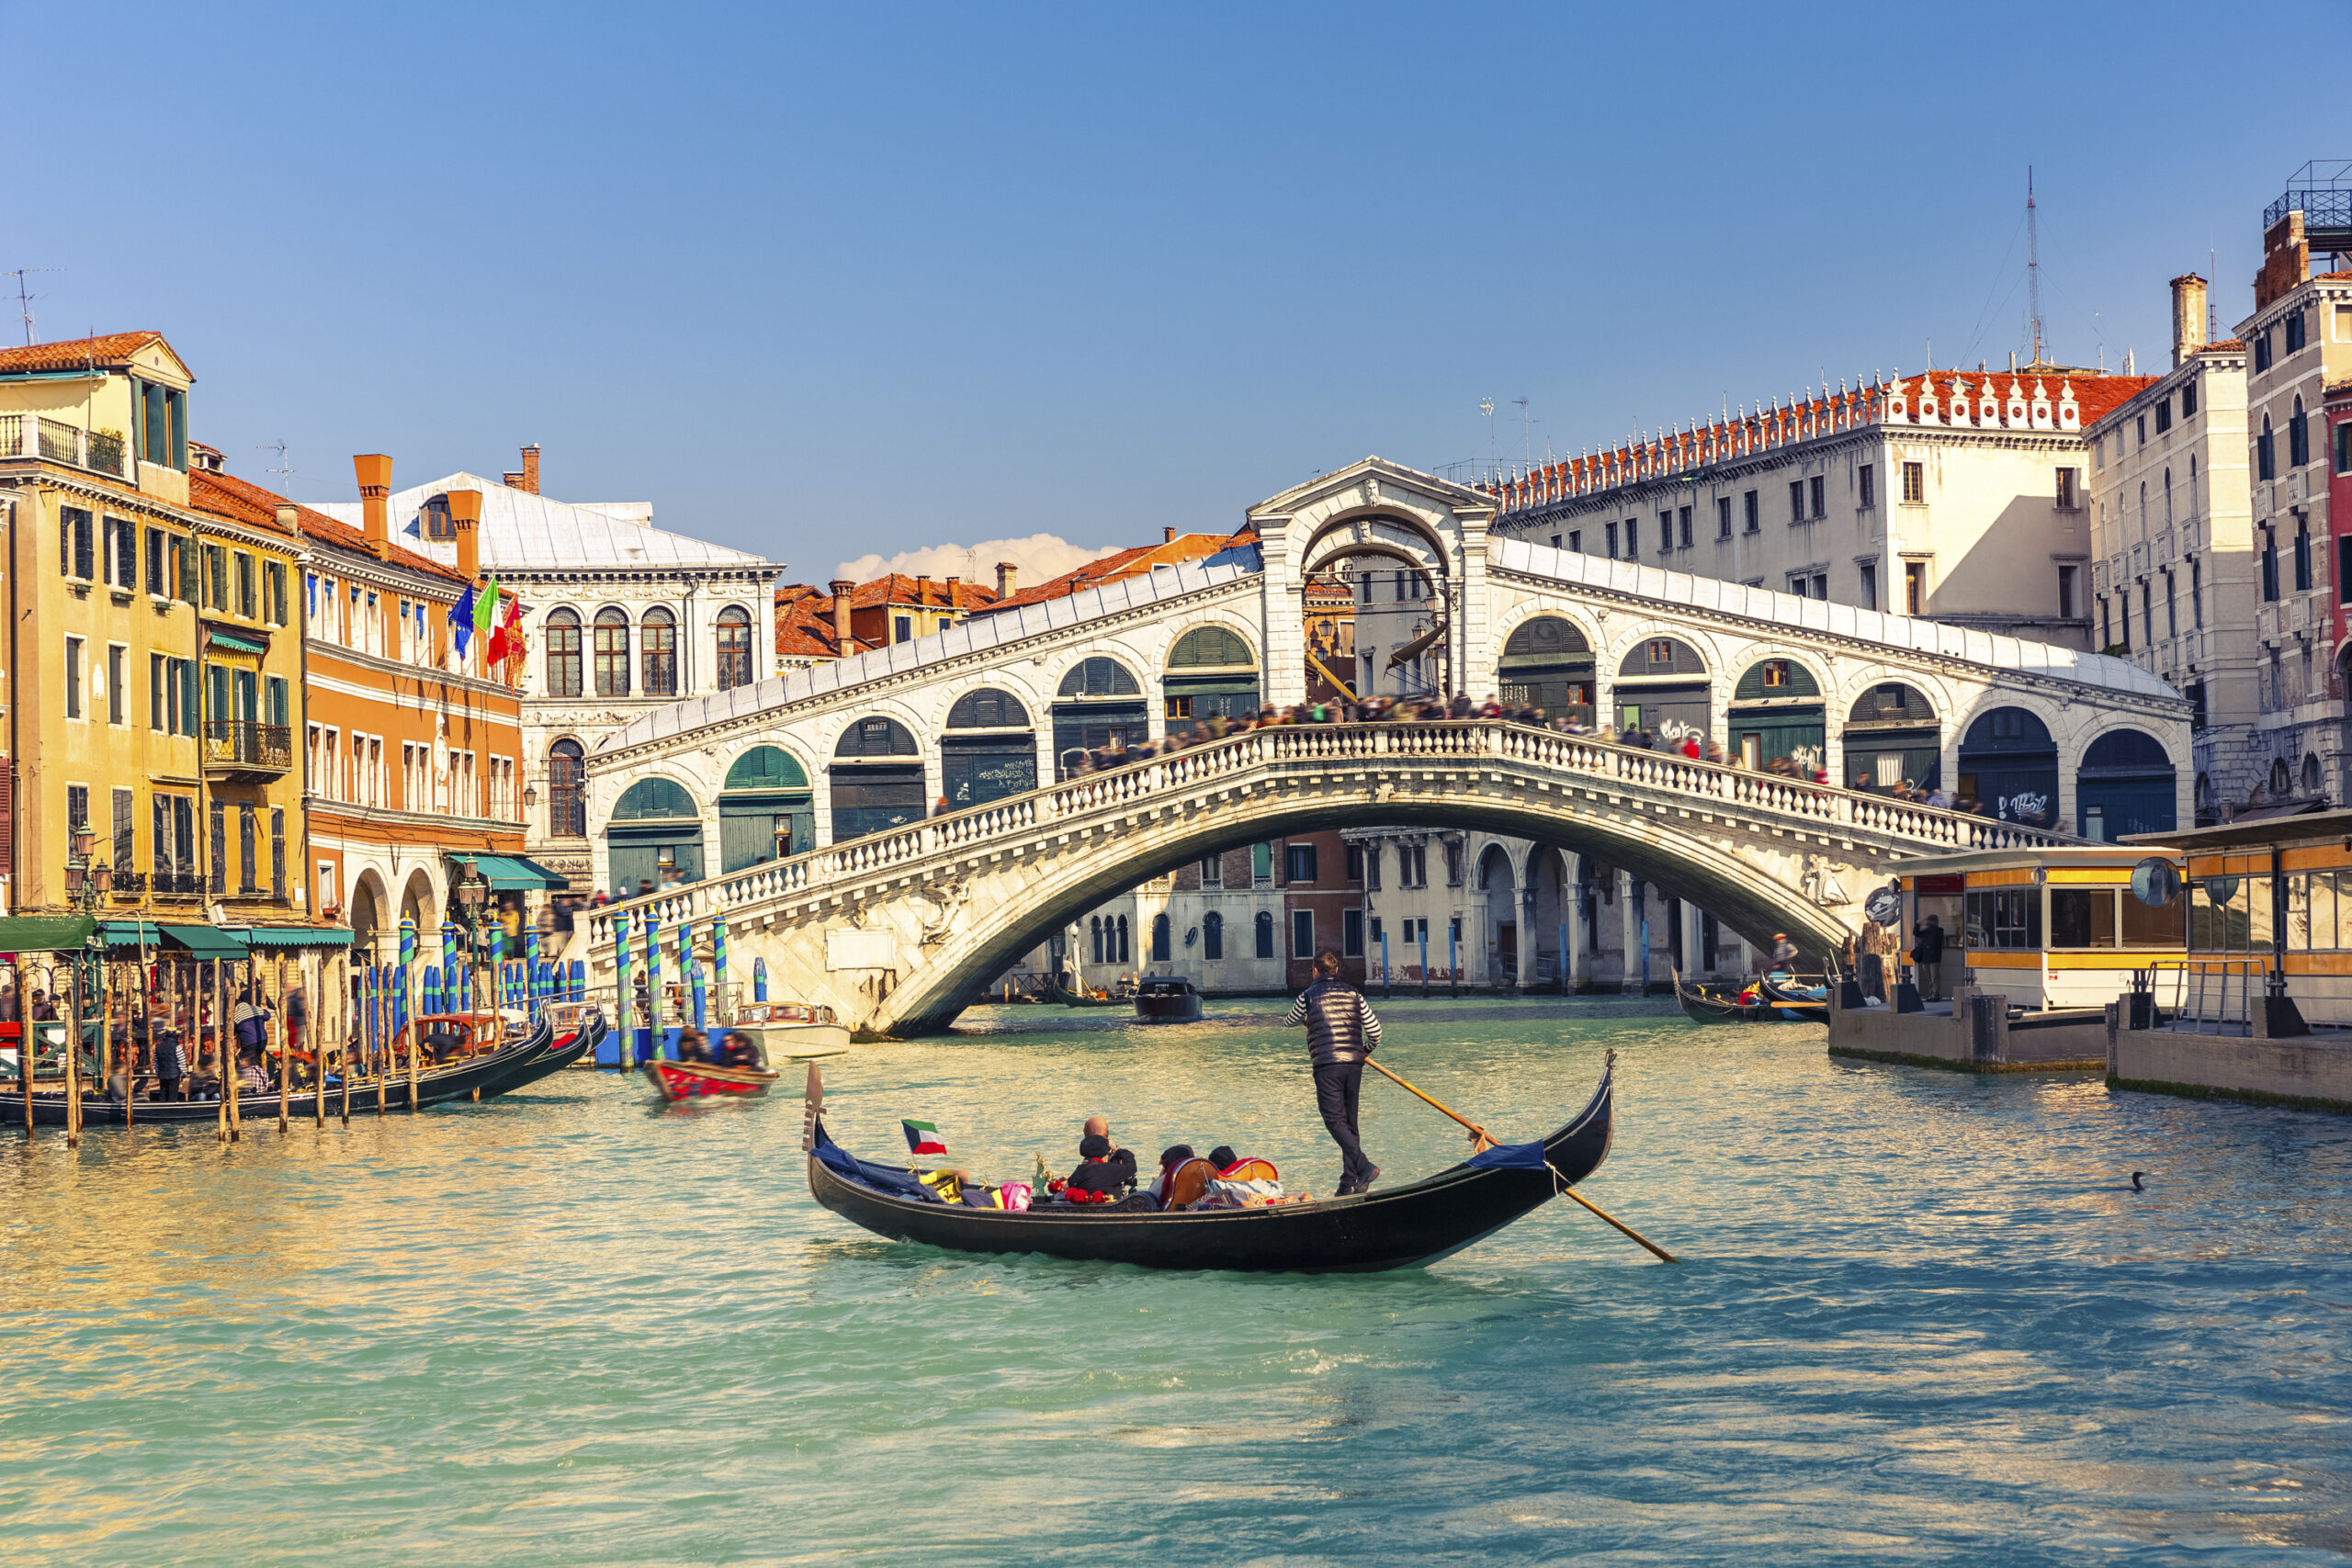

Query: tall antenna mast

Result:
[1511,397,1533,466]
[1479,398,1496,479]
[5,268,60,347]
[2026,167,2044,367]
[260,439,294,477]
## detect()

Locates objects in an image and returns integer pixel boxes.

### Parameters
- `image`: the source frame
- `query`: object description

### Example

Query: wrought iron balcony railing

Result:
[203,720,293,773]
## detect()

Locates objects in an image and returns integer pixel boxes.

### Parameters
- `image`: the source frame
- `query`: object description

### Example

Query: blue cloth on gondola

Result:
[812,1132,940,1201]
[1464,1140,1552,1172]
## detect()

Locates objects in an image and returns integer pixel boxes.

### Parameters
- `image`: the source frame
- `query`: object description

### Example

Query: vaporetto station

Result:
[576,457,2189,1034]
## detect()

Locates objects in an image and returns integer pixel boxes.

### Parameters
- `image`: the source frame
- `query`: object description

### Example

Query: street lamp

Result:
[64,828,112,911]
[451,858,495,1011]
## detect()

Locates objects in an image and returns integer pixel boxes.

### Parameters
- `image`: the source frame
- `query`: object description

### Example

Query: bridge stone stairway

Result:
[583,721,2075,1036]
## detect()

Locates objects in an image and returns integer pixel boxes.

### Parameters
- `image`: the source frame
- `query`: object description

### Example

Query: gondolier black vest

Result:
[1296,977,1378,1066]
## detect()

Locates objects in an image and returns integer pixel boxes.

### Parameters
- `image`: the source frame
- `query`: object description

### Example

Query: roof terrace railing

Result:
[582,720,2083,958]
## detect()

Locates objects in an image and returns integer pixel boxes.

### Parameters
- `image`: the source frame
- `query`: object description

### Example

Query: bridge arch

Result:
[1298,510,1455,581]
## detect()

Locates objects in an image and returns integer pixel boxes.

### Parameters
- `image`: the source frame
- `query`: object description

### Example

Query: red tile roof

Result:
[837,573,1000,613]
[190,467,466,584]
[971,529,1258,615]
[774,585,874,659]
[0,332,167,375]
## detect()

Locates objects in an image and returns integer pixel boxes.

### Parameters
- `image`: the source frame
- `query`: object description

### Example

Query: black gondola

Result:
[802,1055,1617,1273]
[1672,968,1821,1025]
[10,1012,583,1127]
[1132,977,1203,1023]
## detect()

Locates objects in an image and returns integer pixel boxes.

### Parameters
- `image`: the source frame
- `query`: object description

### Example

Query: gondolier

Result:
[1284,949,1382,1196]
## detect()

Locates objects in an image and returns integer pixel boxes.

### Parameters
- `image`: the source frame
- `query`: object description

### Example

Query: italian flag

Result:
[901,1119,947,1156]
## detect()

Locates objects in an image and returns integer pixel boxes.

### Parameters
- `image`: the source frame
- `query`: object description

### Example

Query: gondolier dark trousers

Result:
[1313,1060,1370,1188]
[1287,976,1383,1192]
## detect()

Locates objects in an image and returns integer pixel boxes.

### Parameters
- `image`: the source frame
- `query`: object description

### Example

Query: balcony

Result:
[0,413,127,476]
[204,720,292,779]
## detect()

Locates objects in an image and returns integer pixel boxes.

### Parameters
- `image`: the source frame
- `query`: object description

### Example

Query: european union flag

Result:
[449,583,477,656]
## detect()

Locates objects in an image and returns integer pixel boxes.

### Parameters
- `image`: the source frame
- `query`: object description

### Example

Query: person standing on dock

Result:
[1286,949,1384,1196]
[1911,914,1947,1002]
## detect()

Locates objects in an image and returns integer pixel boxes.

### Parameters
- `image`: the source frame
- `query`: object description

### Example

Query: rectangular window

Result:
[66,784,89,840]
[271,808,286,901]
[1716,497,1732,538]
[1904,562,1926,615]
[1566,529,1581,553]
[1623,518,1638,558]
[1251,842,1272,886]
[64,636,84,718]
[209,800,225,895]
[1677,505,1691,548]
[1901,462,1925,503]
[2154,399,2172,434]
[239,803,257,893]
[107,644,125,725]
[2056,468,2077,509]
[1284,842,1317,884]
[234,552,255,617]
[1859,562,1878,612]
[266,560,287,626]
[60,506,93,579]
[2339,540,2352,606]
[2183,379,2199,417]
[1743,491,1759,532]
[1604,521,1618,556]
[150,653,166,730]
[1657,511,1672,554]
[2295,525,2313,593]
[1789,479,1804,522]
[1859,464,1875,508]
[204,544,226,608]
[2337,421,2352,476]
[894,615,912,643]
[1369,916,1385,949]
[173,535,193,603]
[1363,842,1380,891]
[2049,887,2118,949]
[113,786,133,874]
[2287,310,2306,353]
[2057,565,2076,620]
[1292,908,1315,958]
[2256,329,2272,372]
[2262,529,2278,603]
[1808,475,1825,518]
[145,527,164,594]
[1199,854,1222,889]
[1345,843,1363,883]
[1342,908,1363,957]
[1762,659,1789,687]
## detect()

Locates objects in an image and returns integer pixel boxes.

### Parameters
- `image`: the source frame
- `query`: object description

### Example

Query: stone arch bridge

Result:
[579,457,2186,1034]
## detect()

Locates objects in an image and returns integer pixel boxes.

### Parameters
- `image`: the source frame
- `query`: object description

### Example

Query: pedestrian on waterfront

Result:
[286,981,308,1054]
[1859,919,1889,1000]
[1911,914,1947,1001]
[1770,932,1798,972]
[1284,948,1384,1196]
[153,1025,187,1101]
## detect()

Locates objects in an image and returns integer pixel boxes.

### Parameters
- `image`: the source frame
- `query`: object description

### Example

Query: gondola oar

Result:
[1363,1056,1679,1264]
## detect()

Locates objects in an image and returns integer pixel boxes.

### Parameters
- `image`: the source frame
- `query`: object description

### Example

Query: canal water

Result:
[4,998,2348,1564]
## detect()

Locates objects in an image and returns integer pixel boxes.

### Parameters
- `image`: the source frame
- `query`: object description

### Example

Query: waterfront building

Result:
[309,450,786,898]
[966,529,1258,621]
[1487,365,2156,653]
[2085,275,2255,828]
[2231,175,2352,807]
[193,453,537,955]
[773,572,998,674]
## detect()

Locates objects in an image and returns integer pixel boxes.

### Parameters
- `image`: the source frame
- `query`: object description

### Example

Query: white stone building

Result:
[2087,275,2257,823]
[311,451,786,894]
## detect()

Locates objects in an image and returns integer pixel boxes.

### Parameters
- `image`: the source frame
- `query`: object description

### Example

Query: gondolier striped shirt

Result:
[1284,978,1381,1066]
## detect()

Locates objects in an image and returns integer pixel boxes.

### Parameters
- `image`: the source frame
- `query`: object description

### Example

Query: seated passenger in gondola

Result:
[424,1021,468,1064]
[674,1028,712,1064]
[1154,1145,1197,1204]
[715,1032,763,1070]
[1061,1134,1136,1201]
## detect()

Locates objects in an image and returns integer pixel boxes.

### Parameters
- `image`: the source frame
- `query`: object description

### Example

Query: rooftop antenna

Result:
[260,439,294,477]
[1479,398,1495,480]
[5,268,60,346]
[2027,166,2045,367]
[1511,396,1534,465]
[2209,244,2218,342]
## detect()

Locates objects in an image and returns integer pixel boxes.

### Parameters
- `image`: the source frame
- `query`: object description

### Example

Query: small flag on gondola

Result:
[901,1119,947,1156]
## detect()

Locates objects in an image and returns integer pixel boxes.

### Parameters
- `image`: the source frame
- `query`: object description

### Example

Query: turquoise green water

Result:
[4,998,2348,1564]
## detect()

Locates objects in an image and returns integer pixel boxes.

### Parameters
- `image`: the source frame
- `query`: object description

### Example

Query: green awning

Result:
[0,914,98,952]
[99,919,167,952]
[462,854,570,892]
[238,925,356,950]
[208,628,266,656]
[161,922,248,958]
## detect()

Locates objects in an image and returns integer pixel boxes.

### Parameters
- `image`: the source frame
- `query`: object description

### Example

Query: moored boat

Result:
[1046,979,1125,1009]
[723,1000,850,1060]
[801,1055,1618,1273]
[1133,977,1203,1022]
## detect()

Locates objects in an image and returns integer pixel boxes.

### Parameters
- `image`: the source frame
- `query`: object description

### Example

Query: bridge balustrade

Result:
[583,720,2078,956]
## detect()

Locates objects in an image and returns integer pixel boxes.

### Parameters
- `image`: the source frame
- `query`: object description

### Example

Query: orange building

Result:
[189,451,543,964]
[774,571,998,670]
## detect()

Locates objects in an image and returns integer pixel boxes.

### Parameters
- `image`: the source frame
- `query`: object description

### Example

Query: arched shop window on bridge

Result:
[1958,706,2058,828]
[1843,684,1940,792]
[831,716,924,843]
[942,687,1035,810]
[1611,638,1709,744]
[2076,728,2177,840]
[1497,617,1594,727]
[1054,656,1145,779]
[1163,626,1260,727]
[1727,659,1824,773]
[607,776,703,895]
[719,745,813,872]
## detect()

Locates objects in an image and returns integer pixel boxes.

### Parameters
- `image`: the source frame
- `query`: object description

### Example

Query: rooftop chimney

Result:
[829,578,854,651]
[914,573,931,604]
[1163,527,1176,543]
[449,489,483,582]
[995,561,1017,599]
[520,445,539,495]
[354,453,393,559]
[275,504,300,536]
[2171,273,2210,367]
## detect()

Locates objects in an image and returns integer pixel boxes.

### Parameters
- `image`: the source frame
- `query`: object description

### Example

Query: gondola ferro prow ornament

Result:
[802,1063,824,1153]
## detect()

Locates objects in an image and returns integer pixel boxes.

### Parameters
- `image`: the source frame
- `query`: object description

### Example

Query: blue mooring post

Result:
[611,910,633,1071]
[1558,921,1570,996]
[1380,932,1391,999]
[524,925,541,1018]
[643,915,662,1066]
[569,959,584,1003]
[1640,917,1652,995]
[690,960,707,1030]
[753,957,769,1002]
[1448,921,1459,999]
[1418,927,1430,998]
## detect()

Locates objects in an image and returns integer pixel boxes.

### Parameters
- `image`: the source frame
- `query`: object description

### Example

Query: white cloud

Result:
[834,533,1125,591]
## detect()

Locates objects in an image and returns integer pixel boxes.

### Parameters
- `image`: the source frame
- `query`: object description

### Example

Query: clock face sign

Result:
[1863,886,1903,925]
[2132,858,2183,908]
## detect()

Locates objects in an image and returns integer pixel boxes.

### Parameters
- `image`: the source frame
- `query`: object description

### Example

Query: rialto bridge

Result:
[577,457,2188,1035]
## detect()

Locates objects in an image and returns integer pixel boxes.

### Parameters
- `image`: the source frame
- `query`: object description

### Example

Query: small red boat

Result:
[642,1056,781,1103]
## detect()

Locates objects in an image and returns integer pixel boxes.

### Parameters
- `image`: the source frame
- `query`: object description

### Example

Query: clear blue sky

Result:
[18,1,2346,574]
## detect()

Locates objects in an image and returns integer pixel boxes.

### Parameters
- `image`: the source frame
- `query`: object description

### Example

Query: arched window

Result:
[1117,915,1131,964]
[612,776,695,819]
[2163,468,2173,526]
[547,739,585,837]
[1058,657,1141,698]
[1151,912,1170,962]
[946,688,1030,728]
[834,716,918,757]
[594,608,630,697]
[2271,758,2292,795]
[716,604,754,692]
[2290,396,2310,468]
[1090,916,1104,964]
[545,609,582,697]
[640,606,676,696]
[1254,909,1275,959]
[2304,753,2323,792]
[2189,454,2199,515]
[2259,414,2276,480]
[1203,910,1224,961]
